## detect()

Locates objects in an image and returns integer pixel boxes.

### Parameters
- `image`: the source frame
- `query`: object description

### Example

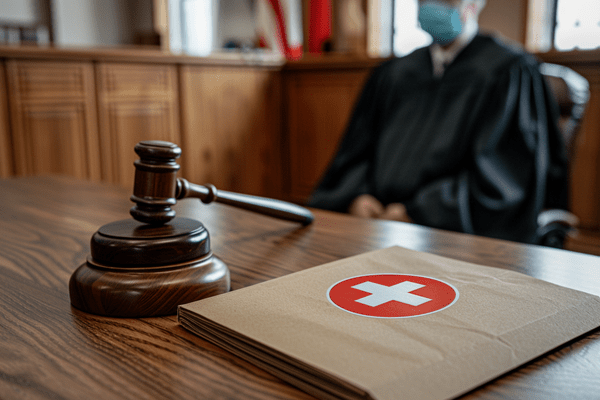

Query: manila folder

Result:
[178,246,600,400]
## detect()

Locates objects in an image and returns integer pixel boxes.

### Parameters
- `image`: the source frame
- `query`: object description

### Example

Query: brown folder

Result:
[179,246,600,400]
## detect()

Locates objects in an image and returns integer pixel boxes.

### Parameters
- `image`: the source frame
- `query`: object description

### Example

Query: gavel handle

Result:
[176,178,314,225]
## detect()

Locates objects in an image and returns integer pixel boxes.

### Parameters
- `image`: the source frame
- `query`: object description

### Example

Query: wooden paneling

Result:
[538,51,600,229]
[569,66,600,229]
[0,44,285,67]
[566,227,600,256]
[0,62,13,178]
[284,69,370,203]
[5,60,101,180]
[96,63,179,188]
[180,66,283,198]
[479,0,528,45]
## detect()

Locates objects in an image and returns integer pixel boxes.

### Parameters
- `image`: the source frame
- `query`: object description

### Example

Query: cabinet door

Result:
[6,60,101,180]
[180,66,283,198]
[0,62,12,178]
[285,70,369,203]
[96,63,180,189]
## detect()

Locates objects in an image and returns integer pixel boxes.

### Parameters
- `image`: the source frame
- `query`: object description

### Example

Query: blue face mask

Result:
[418,1,463,45]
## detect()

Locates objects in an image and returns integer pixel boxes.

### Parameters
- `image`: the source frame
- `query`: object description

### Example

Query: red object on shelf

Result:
[308,0,332,54]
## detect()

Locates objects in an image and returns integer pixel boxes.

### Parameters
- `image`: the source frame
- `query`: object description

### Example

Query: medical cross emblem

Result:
[327,274,459,318]
[352,281,432,307]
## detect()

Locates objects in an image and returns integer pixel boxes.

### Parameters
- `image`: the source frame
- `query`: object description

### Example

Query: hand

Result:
[348,194,385,218]
[380,203,413,223]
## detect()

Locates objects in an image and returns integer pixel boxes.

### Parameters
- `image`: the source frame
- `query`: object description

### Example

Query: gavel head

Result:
[130,140,182,225]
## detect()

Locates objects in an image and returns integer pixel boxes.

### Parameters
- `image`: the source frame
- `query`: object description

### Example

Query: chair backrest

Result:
[540,63,590,159]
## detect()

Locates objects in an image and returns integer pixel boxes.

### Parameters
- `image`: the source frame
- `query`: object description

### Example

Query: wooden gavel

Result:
[129,140,314,226]
[69,140,313,318]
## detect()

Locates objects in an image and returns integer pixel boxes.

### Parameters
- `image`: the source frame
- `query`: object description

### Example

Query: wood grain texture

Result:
[0,61,12,177]
[5,60,101,180]
[179,66,283,198]
[284,69,371,203]
[70,253,229,317]
[96,63,180,188]
[1,176,599,400]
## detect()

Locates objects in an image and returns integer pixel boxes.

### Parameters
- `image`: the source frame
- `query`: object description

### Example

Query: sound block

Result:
[69,217,230,317]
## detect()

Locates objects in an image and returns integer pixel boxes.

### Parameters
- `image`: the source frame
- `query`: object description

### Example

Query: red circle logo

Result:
[327,274,459,318]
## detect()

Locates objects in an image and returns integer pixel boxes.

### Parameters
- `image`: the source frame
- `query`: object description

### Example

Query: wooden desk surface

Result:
[1,176,599,400]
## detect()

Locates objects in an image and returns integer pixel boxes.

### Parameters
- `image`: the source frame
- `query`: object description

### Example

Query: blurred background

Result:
[0,0,599,255]
[1,0,598,55]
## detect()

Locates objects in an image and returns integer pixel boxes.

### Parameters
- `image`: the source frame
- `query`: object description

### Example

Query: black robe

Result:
[308,34,568,244]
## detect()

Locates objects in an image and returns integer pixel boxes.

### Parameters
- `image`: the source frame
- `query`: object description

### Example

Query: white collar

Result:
[429,19,478,78]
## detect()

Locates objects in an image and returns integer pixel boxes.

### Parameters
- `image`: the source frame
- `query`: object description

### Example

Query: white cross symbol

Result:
[352,281,432,307]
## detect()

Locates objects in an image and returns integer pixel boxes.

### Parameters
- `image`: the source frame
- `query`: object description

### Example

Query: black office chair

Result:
[536,63,590,248]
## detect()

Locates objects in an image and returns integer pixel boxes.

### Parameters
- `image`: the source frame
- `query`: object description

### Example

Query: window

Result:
[181,0,214,56]
[168,0,218,55]
[554,0,600,51]
[393,0,600,55]
[393,0,432,56]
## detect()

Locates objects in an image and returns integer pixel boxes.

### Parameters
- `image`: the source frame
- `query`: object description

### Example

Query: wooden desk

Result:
[1,176,599,399]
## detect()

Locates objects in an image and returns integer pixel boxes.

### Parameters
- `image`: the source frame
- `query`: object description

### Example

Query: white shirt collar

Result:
[429,19,479,78]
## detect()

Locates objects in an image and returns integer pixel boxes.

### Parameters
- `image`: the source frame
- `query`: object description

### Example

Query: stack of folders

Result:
[179,246,600,400]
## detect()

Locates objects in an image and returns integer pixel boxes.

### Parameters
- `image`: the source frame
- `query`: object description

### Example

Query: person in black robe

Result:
[308,0,567,244]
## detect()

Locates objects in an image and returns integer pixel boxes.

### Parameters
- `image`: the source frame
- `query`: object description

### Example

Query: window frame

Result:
[528,0,600,54]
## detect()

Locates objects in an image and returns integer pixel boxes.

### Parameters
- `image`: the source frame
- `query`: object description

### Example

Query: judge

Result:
[308,0,568,244]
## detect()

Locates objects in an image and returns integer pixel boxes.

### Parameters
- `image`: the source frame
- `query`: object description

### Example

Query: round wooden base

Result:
[69,253,230,317]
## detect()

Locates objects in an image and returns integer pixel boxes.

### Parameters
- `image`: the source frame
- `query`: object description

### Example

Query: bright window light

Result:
[554,0,600,51]
[393,0,433,56]
[182,0,213,56]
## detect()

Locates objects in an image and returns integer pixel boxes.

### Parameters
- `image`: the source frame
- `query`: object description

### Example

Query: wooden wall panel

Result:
[538,51,600,230]
[96,63,179,189]
[0,62,13,178]
[5,60,101,180]
[179,66,283,199]
[284,69,370,203]
[479,0,528,45]
[569,66,600,229]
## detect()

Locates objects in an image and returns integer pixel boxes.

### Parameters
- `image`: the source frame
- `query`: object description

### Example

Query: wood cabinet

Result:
[0,62,12,178]
[284,68,370,203]
[180,66,282,198]
[0,47,378,205]
[96,63,180,188]
[5,60,101,180]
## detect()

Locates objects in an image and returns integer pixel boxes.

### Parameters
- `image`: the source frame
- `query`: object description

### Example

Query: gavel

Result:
[69,141,314,318]
[129,141,314,226]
